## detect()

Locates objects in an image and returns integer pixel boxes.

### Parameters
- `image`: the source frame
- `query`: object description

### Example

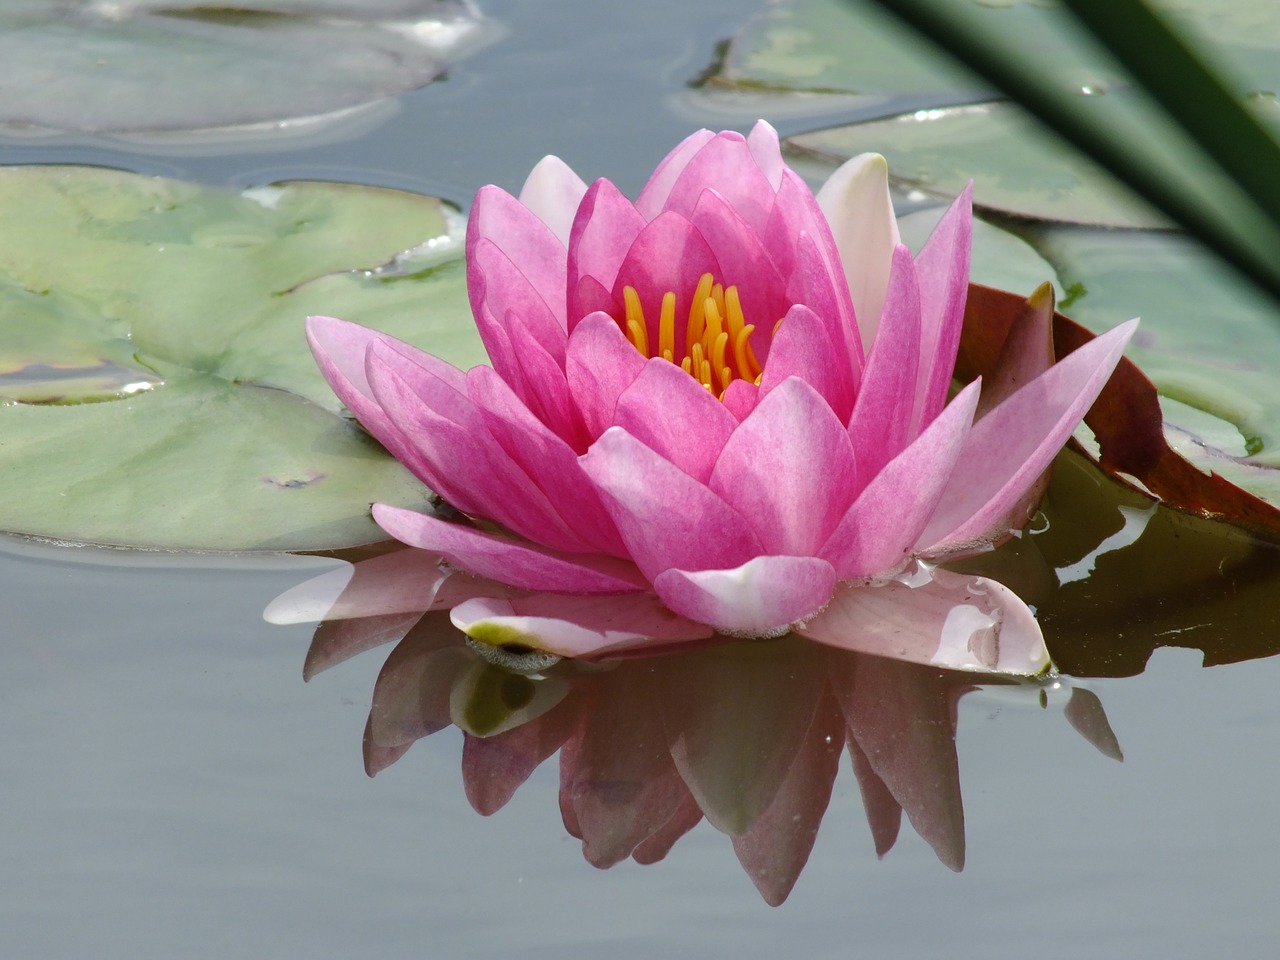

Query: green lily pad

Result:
[0,165,483,551]
[714,0,1280,103]
[0,1,493,141]
[1025,224,1280,506]
[787,102,1167,228]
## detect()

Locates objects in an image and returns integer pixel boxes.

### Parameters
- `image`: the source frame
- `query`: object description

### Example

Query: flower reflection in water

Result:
[268,547,1120,906]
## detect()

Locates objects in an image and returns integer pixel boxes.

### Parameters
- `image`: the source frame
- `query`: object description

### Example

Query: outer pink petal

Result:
[366,340,587,551]
[612,359,739,484]
[910,185,973,433]
[566,179,646,326]
[518,154,589,245]
[565,311,647,439]
[468,185,567,322]
[918,318,1139,553]
[822,380,980,580]
[372,504,647,594]
[846,244,922,479]
[467,365,625,555]
[634,128,716,218]
[758,303,856,425]
[450,593,713,659]
[814,152,901,350]
[710,377,856,554]
[306,316,450,491]
[799,566,1050,675]
[720,378,759,421]
[653,555,837,638]
[579,427,764,579]
[611,211,721,355]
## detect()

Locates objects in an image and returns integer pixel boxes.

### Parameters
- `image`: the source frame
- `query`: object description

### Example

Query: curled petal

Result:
[758,304,855,425]
[635,128,717,218]
[468,185,566,322]
[653,555,837,638]
[567,179,646,326]
[661,132,776,234]
[565,311,647,439]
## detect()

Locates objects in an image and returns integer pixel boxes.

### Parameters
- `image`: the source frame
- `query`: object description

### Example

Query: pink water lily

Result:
[307,120,1136,641]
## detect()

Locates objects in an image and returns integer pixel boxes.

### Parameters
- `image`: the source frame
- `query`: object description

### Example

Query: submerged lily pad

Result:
[0,1,493,141]
[787,102,1166,229]
[0,165,481,551]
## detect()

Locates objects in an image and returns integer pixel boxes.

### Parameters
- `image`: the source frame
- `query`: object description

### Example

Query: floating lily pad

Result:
[0,1,493,141]
[1021,225,1280,505]
[787,102,1167,229]
[714,0,1280,103]
[0,165,482,551]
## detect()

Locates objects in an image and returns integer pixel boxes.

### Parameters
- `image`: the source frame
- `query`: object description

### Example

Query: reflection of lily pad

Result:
[787,103,1165,228]
[0,166,482,551]
[1023,225,1280,504]
[0,1,493,139]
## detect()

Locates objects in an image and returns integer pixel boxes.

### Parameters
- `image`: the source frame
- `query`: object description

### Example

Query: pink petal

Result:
[372,504,648,593]
[661,131,777,233]
[797,565,1051,675]
[470,237,566,361]
[306,316,448,490]
[467,364,624,554]
[910,185,973,433]
[653,555,837,638]
[689,188,790,334]
[564,311,647,439]
[611,211,721,355]
[634,128,716,218]
[822,380,980,580]
[451,593,713,659]
[467,185,566,323]
[918,318,1139,553]
[758,303,856,425]
[366,341,588,551]
[518,154,588,245]
[845,244,922,480]
[566,178,646,326]
[814,153,901,350]
[710,377,857,554]
[579,427,764,579]
[612,359,739,484]
[500,314,590,449]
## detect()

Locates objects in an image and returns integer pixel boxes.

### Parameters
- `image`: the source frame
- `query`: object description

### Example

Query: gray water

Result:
[2,1,1279,956]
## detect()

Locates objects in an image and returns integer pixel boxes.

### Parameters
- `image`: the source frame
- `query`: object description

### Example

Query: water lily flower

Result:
[307,121,1136,643]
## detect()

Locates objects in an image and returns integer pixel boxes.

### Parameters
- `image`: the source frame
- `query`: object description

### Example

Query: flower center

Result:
[621,273,766,398]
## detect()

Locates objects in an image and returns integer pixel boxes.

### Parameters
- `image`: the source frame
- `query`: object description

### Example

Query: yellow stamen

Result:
[623,287,650,357]
[658,291,675,364]
[733,323,757,382]
[711,331,730,389]
[616,273,789,403]
[687,273,713,358]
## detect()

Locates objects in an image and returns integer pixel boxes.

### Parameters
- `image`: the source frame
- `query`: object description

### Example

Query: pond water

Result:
[3,1,1279,956]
